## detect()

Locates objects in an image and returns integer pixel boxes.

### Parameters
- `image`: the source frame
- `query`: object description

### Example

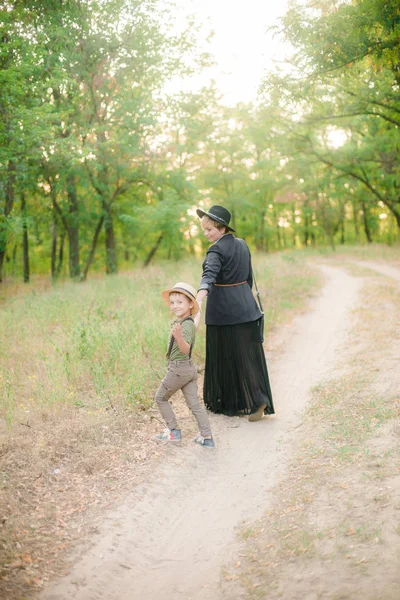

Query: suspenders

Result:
[166,316,194,360]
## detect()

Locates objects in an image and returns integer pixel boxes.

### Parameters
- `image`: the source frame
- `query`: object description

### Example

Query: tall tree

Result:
[261,0,400,236]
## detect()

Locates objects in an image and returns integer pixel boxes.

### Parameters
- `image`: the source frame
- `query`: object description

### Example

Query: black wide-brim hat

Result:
[196,204,236,232]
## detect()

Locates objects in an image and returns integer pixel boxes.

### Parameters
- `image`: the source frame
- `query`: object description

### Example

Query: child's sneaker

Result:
[194,434,215,449]
[155,428,182,442]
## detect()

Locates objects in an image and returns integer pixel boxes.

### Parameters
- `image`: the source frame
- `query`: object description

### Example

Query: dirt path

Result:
[41,265,362,600]
[220,258,400,600]
[354,259,400,282]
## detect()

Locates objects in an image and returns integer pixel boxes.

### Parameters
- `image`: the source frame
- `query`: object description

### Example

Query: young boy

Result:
[154,282,215,448]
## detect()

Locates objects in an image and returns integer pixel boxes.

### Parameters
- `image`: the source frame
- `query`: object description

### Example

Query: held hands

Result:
[197,289,208,303]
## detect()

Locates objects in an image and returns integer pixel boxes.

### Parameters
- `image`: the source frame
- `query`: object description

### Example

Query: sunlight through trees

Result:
[0,0,399,282]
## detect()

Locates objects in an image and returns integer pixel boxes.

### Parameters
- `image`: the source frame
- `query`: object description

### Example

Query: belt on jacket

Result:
[214,281,247,287]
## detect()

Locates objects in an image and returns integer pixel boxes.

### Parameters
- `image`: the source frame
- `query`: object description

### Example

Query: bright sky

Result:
[170,0,290,105]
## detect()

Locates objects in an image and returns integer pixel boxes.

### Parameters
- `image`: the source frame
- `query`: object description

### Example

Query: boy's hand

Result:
[194,311,202,331]
[171,323,183,340]
[171,322,191,355]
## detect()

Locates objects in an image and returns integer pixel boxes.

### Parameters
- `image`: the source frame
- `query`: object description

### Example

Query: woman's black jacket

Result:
[198,234,262,326]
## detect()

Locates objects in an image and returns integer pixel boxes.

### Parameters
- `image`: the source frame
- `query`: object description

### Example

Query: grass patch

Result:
[0,252,322,599]
[252,251,322,331]
[230,265,400,600]
[0,253,321,427]
[284,242,400,263]
[309,379,395,454]
[240,527,257,541]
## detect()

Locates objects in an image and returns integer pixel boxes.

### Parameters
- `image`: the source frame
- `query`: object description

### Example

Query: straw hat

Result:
[161,282,200,315]
[196,204,235,232]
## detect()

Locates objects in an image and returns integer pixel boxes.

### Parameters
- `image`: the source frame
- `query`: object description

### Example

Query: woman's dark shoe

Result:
[248,404,267,422]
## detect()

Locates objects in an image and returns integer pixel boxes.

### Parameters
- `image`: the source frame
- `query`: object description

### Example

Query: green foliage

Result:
[261,0,400,236]
[1,0,399,283]
[0,0,210,280]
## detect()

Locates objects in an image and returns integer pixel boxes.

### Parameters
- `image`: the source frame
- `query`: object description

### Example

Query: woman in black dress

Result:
[195,205,274,421]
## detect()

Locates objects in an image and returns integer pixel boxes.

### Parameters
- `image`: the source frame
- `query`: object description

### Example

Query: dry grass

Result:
[225,269,400,599]
[0,253,321,599]
[0,255,320,425]
[292,242,400,263]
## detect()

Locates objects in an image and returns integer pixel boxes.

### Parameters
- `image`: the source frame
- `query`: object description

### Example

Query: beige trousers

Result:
[155,359,212,437]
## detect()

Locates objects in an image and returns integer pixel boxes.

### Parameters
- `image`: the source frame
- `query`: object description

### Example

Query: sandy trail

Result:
[354,259,400,282]
[41,265,361,600]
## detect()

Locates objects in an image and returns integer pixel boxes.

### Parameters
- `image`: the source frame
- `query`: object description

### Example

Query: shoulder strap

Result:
[166,316,195,359]
[252,272,264,314]
[238,239,264,314]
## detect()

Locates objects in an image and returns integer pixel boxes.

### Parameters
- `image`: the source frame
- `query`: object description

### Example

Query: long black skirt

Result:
[203,321,274,417]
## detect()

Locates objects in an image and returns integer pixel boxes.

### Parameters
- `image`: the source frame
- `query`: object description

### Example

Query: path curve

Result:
[353,259,400,283]
[42,265,361,600]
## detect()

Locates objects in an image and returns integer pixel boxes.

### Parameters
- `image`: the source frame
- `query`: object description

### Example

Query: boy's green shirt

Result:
[168,317,196,361]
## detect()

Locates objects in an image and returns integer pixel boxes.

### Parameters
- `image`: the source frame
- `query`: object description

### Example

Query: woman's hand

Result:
[197,289,208,304]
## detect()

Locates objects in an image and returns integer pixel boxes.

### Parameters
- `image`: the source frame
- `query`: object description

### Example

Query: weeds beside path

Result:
[37,261,362,600]
[224,258,400,600]
[1,249,399,600]
[0,254,320,600]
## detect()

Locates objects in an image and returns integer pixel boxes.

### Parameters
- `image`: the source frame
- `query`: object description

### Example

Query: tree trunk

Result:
[276,225,281,248]
[51,211,57,280]
[82,215,105,281]
[50,182,65,278]
[66,174,81,279]
[340,212,345,245]
[12,243,17,275]
[352,199,360,240]
[292,203,296,247]
[143,234,163,267]
[104,208,118,274]
[68,227,80,279]
[0,160,16,282]
[57,230,65,276]
[274,209,281,249]
[304,214,309,246]
[361,199,373,243]
[0,252,5,283]
[21,193,30,283]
